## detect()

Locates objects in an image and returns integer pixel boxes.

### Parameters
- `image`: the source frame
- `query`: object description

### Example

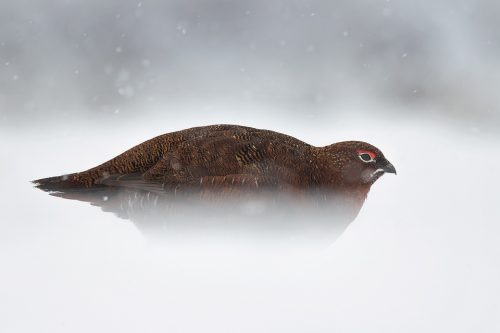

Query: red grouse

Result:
[33,124,396,240]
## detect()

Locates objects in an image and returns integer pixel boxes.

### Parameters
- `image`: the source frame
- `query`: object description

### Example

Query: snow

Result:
[1,0,499,331]
[0,113,499,333]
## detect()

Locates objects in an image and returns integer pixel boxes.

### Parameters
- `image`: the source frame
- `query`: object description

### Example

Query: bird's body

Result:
[34,124,395,243]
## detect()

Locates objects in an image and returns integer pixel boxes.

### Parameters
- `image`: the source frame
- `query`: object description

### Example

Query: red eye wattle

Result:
[358,149,376,160]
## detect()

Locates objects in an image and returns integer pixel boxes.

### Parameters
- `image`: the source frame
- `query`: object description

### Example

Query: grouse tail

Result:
[32,174,89,192]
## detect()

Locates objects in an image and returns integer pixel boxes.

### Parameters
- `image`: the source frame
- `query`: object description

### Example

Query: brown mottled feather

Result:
[42,125,313,189]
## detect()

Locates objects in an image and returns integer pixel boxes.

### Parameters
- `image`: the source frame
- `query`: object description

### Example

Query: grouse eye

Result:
[357,150,376,163]
[360,153,372,162]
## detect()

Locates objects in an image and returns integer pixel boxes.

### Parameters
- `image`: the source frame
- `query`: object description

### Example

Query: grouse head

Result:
[321,141,396,187]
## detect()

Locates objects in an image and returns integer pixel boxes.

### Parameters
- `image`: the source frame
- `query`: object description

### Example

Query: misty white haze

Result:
[1,0,499,332]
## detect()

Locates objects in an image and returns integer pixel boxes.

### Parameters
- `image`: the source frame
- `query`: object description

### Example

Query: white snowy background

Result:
[1,1,499,332]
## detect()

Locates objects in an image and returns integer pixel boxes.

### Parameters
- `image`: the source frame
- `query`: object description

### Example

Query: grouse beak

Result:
[383,162,397,175]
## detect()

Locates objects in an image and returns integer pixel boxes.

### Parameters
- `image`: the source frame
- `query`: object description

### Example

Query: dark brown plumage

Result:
[33,124,396,241]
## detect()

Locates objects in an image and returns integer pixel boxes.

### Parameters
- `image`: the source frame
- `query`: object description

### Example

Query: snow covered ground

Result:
[1,111,498,333]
